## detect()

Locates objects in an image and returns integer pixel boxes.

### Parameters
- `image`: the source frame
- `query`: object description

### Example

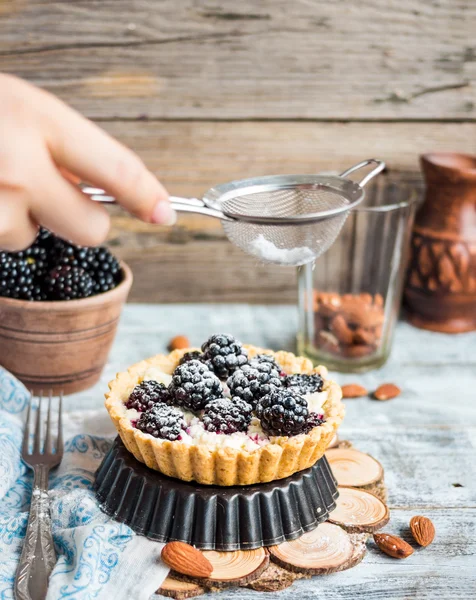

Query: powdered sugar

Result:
[181,416,269,451]
[127,366,328,449]
[250,235,315,266]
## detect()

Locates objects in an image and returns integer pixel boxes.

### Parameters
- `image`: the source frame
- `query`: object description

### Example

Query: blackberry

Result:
[227,362,283,409]
[285,373,324,394]
[202,398,253,434]
[179,351,205,366]
[135,403,186,440]
[201,334,248,380]
[256,390,309,437]
[55,243,122,294]
[126,380,172,412]
[46,265,94,300]
[0,246,48,300]
[252,354,281,371]
[304,412,325,433]
[35,227,57,254]
[169,360,222,412]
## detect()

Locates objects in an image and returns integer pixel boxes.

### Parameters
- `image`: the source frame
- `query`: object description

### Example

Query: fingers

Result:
[0,197,38,252]
[29,157,111,247]
[36,90,175,225]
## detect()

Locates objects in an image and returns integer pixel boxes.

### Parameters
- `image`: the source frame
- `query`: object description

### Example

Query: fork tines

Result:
[22,391,63,464]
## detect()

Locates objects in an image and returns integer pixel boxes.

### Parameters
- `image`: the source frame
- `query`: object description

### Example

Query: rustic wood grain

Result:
[1,0,475,120]
[111,238,299,304]
[99,121,476,196]
[89,120,474,303]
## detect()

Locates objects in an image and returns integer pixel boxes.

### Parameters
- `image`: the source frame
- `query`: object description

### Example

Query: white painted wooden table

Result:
[72,304,476,599]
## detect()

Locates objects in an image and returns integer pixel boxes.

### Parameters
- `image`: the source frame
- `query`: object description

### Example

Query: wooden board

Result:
[91,120,473,303]
[99,121,475,196]
[1,0,475,120]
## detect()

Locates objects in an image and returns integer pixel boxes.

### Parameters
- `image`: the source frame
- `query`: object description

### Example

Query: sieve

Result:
[81,159,385,267]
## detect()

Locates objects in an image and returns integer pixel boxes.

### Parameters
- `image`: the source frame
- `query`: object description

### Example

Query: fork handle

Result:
[14,466,57,600]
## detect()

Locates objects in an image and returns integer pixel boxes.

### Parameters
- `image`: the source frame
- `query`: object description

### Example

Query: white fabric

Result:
[0,366,169,600]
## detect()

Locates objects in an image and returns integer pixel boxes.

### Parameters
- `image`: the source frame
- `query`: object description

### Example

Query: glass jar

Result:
[297,178,419,372]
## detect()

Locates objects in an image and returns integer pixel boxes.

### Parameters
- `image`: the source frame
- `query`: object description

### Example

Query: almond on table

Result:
[373,383,401,401]
[410,516,435,547]
[373,533,414,559]
[169,335,191,351]
[341,384,368,398]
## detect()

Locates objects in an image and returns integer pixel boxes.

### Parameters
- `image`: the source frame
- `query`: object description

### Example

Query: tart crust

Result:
[105,346,344,486]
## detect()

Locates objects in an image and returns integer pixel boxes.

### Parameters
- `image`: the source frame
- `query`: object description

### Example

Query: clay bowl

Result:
[0,263,132,395]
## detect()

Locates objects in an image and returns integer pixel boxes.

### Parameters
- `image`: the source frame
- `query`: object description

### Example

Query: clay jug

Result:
[404,153,476,332]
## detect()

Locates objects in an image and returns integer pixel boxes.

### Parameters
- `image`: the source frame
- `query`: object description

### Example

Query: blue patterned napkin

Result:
[0,367,169,600]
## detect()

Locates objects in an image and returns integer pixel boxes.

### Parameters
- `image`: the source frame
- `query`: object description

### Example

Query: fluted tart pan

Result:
[94,437,339,550]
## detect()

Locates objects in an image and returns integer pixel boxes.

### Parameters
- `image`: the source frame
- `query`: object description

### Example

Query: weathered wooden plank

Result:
[236,564,476,599]
[337,427,476,508]
[234,509,476,599]
[363,508,476,562]
[112,238,299,304]
[96,120,473,303]
[1,0,475,119]
[96,121,476,198]
[63,304,476,596]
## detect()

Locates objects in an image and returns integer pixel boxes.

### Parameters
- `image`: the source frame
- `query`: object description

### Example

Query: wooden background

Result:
[1,0,475,302]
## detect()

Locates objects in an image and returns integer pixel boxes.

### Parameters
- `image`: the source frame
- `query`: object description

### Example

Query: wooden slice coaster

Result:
[157,576,205,599]
[328,487,389,533]
[325,448,385,500]
[172,548,269,589]
[246,563,300,592]
[347,532,368,567]
[268,522,360,575]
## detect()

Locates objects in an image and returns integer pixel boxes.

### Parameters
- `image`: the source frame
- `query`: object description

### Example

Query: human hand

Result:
[0,74,175,251]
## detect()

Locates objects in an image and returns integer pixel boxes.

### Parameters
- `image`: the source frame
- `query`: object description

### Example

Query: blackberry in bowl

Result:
[0,229,132,395]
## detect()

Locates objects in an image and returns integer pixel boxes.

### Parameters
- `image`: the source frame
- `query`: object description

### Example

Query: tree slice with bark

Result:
[171,548,269,589]
[325,448,386,501]
[328,487,390,533]
[268,522,363,575]
[246,563,301,592]
[157,576,205,599]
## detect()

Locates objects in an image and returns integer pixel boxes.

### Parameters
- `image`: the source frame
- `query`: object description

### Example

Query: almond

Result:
[373,533,414,559]
[169,335,190,351]
[161,542,213,578]
[341,384,368,399]
[330,314,354,345]
[373,383,401,401]
[410,516,435,547]
[353,328,375,345]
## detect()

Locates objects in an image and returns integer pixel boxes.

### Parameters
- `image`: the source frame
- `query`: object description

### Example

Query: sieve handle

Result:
[78,185,231,221]
[339,159,386,187]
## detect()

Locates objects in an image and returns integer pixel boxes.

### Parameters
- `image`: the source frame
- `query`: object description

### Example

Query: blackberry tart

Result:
[105,336,344,486]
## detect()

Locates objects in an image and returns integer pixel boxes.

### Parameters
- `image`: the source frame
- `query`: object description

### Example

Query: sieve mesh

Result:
[84,159,385,267]
[220,187,352,266]
[222,186,350,219]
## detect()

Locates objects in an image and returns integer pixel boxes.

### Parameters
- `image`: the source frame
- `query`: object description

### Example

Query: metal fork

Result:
[14,392,63,600]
